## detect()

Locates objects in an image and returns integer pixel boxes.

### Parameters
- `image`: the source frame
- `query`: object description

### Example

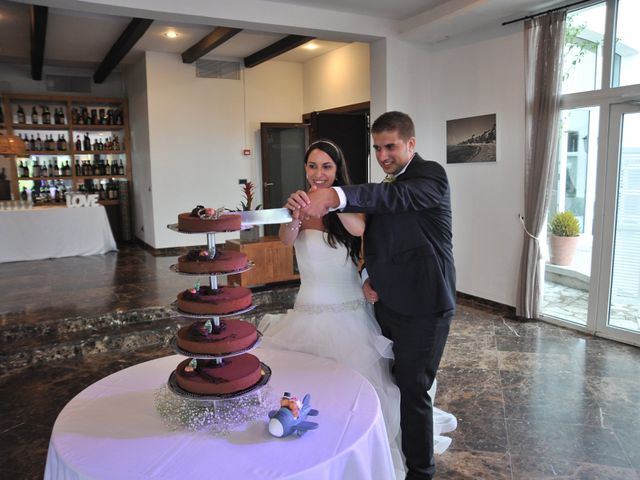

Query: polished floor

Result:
[1,244,639,479]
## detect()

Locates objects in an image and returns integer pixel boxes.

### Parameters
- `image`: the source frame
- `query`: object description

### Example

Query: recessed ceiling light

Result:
[303,42,319,50]
[163,30,179,39]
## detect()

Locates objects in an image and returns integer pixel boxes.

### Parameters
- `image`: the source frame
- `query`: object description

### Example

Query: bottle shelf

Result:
[74,175,127,180]
[25,150,72,156]
[72,150,125,155]
[71,124,125,131]
[19,176,73,180]
[12,123,68,130]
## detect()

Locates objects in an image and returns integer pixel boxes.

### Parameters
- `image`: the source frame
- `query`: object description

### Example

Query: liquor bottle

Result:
[47,160,53,177]
[75,159,80,176]
[32,160,40,177]
[118,159,125,175]
[60,134,67,151]
[83,133,91,151]
[35,134,43,151]
[17,105,26,124]
[71,108,78,124]
[29,134,36,151]
[42,106,51,124]
[90,109,98,125]
[111,159,118,175]
[112,135,120,150]
[40,161,48,178]
[53,159,61,176]
[75,135,82,151]
[107,109,113,125]
[0,104,4,124]
[98,183,106,200]
[31,106,39,124]
[21,187,28,201]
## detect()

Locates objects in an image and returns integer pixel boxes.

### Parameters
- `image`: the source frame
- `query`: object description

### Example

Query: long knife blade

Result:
[240,208,292,226]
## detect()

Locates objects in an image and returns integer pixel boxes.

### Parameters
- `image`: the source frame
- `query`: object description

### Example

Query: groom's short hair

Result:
[372,111,415,141]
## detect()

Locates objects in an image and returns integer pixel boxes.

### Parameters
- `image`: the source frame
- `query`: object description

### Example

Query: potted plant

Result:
[237,181,262,242]
[548,210,580,266]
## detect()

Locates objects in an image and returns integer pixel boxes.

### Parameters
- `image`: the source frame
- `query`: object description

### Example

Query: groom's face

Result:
[372,130,416,175]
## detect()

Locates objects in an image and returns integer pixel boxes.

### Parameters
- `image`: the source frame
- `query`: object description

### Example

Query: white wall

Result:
[128,52,302,248]
[124,55,154,245]
[302,42,370,113]
[421,32,526,307]
[368,33,525,307]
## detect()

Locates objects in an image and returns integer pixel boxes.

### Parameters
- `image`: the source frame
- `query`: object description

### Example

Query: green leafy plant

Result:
[549,211,580,237]
[237,181,262,211]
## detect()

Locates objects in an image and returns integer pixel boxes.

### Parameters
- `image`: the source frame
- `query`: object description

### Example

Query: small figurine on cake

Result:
[268,392,319,438]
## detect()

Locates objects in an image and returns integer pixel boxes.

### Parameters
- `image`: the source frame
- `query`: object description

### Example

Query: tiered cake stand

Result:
[165,224,271,405]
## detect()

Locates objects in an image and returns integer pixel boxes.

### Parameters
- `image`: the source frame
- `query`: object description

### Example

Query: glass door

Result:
[542,106,599,326]
[595,102,640,345]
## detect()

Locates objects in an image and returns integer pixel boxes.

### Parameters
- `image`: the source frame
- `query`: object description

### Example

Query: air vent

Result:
[45,74,92,93]
[196,60,241,80]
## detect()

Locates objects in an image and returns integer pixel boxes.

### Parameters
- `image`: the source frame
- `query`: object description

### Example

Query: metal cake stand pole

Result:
[206,232,224,366]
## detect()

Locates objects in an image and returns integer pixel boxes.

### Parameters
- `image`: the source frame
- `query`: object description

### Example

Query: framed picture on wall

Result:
[446,113,496,164]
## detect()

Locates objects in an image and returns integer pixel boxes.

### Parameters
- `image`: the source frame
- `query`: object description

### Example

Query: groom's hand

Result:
[363,279,379,304]
[302,187,339,218]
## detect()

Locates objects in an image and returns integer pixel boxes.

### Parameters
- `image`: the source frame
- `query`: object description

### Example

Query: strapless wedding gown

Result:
[258,230,456,478]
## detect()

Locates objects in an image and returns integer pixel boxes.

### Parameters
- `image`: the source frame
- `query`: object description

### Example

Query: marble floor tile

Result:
[436,450,512,479]
[506,419,631,468]
[510,454,640,480]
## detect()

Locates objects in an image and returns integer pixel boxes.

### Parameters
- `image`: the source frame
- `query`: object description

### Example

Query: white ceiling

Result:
[0,0,575,71]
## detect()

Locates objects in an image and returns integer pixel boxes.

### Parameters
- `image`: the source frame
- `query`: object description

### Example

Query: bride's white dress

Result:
[258,229,456,478]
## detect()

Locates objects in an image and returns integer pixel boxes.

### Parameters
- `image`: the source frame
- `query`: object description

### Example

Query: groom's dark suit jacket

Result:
[341,154,456,320]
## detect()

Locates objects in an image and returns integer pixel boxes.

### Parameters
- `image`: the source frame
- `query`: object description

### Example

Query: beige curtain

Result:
[516,11,566,319]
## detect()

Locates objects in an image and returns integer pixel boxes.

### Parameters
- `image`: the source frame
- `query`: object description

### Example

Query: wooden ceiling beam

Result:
[244,35,315,68]
[93,18,153,84]
[181,27,242,64]
[30,5,48,81]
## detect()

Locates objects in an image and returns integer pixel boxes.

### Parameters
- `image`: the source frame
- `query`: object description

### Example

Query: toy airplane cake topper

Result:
[268,392,319,438]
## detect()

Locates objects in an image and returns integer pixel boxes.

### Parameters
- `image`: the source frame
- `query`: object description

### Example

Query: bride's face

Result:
[305,149,337,189]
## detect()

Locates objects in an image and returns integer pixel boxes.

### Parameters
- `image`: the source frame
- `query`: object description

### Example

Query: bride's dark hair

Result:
[304,140,361,265]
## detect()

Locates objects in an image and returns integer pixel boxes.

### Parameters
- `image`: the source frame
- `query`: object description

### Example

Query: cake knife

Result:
[240,208,292,226]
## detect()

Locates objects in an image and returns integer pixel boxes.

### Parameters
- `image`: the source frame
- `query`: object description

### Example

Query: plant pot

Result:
[240,225,260,243]
[548,235,579,266]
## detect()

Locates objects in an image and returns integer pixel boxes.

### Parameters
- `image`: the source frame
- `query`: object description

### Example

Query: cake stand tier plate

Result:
[171,301,256,318]
[170,332,262,359]
[170,262,254,276]
[167,362,272,400]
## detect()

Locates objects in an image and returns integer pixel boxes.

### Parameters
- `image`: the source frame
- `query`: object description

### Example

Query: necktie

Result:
[383,175,395,183]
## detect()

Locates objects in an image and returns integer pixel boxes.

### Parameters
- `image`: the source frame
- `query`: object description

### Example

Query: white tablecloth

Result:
[0,206,117,263]
[44,349,395,480]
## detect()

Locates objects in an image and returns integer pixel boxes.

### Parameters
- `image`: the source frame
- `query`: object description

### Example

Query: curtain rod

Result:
[501,0,593,26]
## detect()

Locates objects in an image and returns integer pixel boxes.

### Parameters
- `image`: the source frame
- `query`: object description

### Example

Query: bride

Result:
[258,140,456,478]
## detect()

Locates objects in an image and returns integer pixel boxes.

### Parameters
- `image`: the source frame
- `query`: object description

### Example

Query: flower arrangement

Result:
[237,181,262,211]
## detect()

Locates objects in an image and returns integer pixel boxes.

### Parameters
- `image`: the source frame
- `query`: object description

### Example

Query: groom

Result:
[301,111,455,480]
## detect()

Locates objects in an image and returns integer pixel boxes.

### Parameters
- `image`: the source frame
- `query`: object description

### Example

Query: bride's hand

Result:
[363,279,379,304]
[284,190,311,212]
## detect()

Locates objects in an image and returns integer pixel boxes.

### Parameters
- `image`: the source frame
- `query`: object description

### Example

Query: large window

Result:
[542,0,640,345]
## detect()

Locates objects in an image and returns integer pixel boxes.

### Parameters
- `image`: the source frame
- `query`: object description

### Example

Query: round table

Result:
[44,348,395,480]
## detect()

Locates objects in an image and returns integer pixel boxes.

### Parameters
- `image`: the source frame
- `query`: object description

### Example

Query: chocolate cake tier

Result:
[177,286,252,315]
[176,319,257,355]
[177,212,242,233]
[175,354,262,395]
[177,250,248,274]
